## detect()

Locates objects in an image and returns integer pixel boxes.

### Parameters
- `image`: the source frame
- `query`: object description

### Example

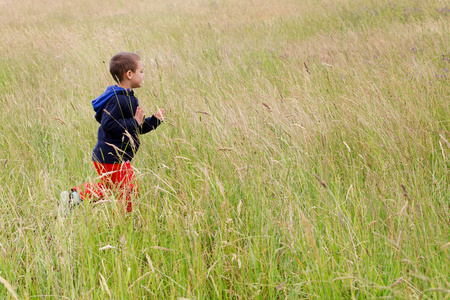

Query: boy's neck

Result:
[117,82,133,90]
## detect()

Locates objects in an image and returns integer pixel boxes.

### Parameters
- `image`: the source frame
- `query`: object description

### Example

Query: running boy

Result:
[59,51,164,215]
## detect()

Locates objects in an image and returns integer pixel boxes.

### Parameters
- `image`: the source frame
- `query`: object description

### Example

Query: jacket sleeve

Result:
[101,95,139,135]
[139,115,162,134]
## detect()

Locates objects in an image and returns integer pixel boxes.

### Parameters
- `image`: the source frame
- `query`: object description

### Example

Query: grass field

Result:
[0,0,449,298]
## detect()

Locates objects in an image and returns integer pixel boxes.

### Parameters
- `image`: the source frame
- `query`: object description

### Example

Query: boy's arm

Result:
[139,115,163,134]
[101,96,139,135]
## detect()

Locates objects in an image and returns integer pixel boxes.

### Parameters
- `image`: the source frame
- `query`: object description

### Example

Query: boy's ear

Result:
[126,70,132,80]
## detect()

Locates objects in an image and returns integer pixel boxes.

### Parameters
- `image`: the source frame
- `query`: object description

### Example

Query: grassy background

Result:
[0,0,449,298]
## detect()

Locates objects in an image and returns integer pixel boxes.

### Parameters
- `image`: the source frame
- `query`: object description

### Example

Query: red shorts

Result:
[75,161,137,212]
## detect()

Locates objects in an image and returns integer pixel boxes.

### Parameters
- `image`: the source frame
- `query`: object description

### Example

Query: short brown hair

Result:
[109,52,141,83]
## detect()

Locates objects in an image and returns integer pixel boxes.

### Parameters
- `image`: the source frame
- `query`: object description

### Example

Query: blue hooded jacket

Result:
[91,85,162,164]
[92,85,126,123]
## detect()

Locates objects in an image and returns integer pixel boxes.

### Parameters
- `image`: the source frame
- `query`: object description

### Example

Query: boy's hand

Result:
[154,108,165,122]
[134,106,145,126]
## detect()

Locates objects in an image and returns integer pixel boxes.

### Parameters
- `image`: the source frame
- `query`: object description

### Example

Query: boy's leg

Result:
[72,162,109,201]
[123,162,138,212]
[74,182,106,201]
[114,162,137,212]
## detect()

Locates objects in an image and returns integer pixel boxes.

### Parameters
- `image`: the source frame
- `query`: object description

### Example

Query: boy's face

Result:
[129,59,144,89]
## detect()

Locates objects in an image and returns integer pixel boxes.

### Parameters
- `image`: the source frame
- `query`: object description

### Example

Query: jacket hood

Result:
[92,85,126,123]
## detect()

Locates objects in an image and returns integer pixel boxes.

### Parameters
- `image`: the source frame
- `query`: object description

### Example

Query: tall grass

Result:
[0,0,448,298]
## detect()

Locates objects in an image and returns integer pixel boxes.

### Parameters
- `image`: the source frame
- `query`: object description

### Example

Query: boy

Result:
[59,51,164,215]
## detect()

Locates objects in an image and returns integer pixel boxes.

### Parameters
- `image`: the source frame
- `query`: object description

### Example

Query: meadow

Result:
[0,0,449,298]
